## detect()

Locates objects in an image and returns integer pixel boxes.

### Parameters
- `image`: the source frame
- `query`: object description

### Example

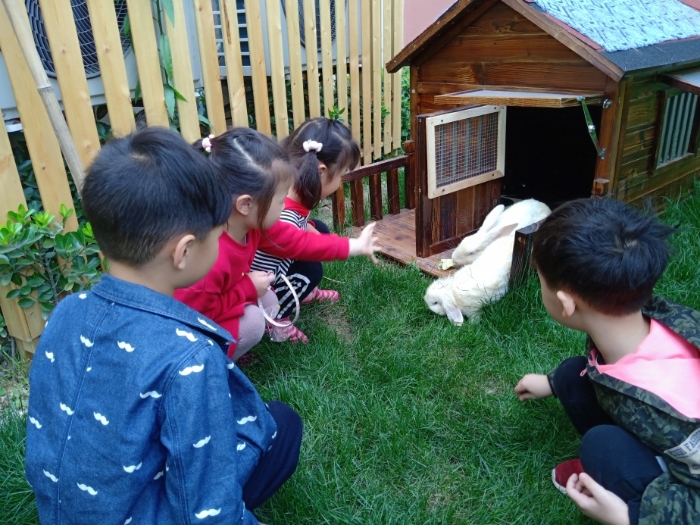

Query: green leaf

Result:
[164,84,176,120]
[172,86,188,103]
[198,114,213,131]
[26,275,45,287]
[162,0,175,26]
[134,80,142,102]
[0,273,12,286]
[159,33,174,85]
[18,297,35,308]
[5,288,21,299]
[122,13,130,37]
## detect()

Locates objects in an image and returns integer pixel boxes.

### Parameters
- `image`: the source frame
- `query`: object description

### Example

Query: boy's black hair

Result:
[194,127,296,230]
[532,198,676,316]
[82,127,232,266]
[282,117,360,209]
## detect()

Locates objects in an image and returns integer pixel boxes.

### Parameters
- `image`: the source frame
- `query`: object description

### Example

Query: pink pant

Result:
[232,289,278,361]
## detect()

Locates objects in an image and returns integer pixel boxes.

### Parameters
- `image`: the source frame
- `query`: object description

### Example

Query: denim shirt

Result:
[26,275,276,525]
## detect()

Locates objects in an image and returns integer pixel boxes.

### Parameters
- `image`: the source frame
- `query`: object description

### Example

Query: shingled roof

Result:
[387,0,700,78]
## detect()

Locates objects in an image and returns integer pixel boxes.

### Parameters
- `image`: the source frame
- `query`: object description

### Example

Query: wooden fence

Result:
[0,0,405,356]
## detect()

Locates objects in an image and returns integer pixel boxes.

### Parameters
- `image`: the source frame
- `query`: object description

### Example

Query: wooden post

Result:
[369,173,383,220]
[302,0,321,118]
[266,0,290,138]
[348,0,361,144]
[591,178,609,198]
[319,0,334,117]
[331,186,346,231]
[387,167,400,214]
[391,0,404,152]
[350,179,365,226]
[371,0,381,159]
[244,0,272,135]
[360,0,372,164]
[335,0,348,119]
[221,0,248,127]
[403,139,416,209]
[285,0,306,128]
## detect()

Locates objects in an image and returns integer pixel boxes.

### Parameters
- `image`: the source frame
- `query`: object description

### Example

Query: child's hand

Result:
[566,472,630,525]
[248,271,275,298]
[514,374,552,401]
[306,223,320,234]
[348,222,380,263]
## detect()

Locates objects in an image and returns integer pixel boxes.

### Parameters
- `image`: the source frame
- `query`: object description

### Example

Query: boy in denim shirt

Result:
[25,127,302,525]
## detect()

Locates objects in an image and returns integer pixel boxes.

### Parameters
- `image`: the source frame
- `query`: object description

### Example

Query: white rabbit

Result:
[451,199,552,267]
[425,222,519,325]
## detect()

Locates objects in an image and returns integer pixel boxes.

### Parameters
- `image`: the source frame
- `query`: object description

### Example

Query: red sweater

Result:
[175,220,349,356]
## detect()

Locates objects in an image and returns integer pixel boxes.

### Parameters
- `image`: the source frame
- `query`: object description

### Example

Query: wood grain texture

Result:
[369,173,383,220]
[348,0,361,143]
[319,0,334,117]
[371,0,382,159]
[125,0,168,126]
[350,178,365,226]
[164,0,200,142]
[387,167,400,214]
[221,0,248,126]
[332,186,346,230]
[37,0,101,165]
[361,0,372,164]
[391,0,403,151]
[85,0,135,135]
[335,0,348,121]
[303,0,321,118]
[245,0,272,134]
[266,0,290,138]
[435,89,603,108]
[285,0,305,127]
[193,0,226,134]
[383,0,393,155]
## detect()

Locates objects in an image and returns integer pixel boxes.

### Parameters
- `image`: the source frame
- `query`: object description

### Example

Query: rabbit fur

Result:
[424,222,519,325]
[451,199,552,267]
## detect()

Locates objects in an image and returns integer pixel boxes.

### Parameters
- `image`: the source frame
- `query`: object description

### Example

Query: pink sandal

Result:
[271,317,309,344]
[302,287,340,305]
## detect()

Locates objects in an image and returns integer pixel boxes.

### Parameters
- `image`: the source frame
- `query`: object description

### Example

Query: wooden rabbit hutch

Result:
[334,0,700,278]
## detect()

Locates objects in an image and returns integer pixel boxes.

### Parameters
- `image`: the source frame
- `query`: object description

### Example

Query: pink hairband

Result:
[303,140,323,153]
[202,134,215,153]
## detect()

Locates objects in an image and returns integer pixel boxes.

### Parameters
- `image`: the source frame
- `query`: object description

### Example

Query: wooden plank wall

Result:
[411,1,608,255]
[614,74,700,206]
[0,0,405,353]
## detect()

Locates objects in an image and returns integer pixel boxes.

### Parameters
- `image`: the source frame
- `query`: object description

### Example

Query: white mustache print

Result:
[179,364,204,376]
[59,403,74,415]
[93,412,109,425]
[237,415,257,425]
[207,339,214,345]
[123,463,142,473]
[140,391,162,399]
[43,470,58,482]
[272,431,277,439]
[176,328,198,342]
[28,416,42,429]
[198,318,217,330]
[80,335,94,347]
[227,362,234,369]
[236,443,246,451]
[118,341,135,352]
[193,436,211,448]
[45,351,54,362]
[124,518,132,525]
[79,293,87,299]
[153,470,164,480]
[77,483,98,495]
[86,367,92,372]
[195,509,221,519]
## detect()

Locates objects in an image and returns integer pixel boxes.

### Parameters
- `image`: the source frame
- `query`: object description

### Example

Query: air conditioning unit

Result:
[0,0,203,125]
[212,0,356,78]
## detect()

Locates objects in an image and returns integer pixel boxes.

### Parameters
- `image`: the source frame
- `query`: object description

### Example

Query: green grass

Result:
[3,186,700,524]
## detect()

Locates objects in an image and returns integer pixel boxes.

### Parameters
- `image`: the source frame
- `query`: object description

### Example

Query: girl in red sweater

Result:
[175,127,377,361]
[251,118,360,342]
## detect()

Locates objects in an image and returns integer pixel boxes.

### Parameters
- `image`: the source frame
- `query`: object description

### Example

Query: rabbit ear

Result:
[478,205,505,236]
[445,303,464,325]
[493,222,520,240]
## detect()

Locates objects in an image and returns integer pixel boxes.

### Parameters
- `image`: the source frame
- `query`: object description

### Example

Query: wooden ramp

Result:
[351,209,453,278]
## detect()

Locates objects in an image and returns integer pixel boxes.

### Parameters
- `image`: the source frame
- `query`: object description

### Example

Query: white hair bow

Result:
[303,140,323,153]
[202,134,215,153]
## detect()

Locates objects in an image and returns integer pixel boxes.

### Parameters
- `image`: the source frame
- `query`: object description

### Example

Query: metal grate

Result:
[657,90,699,167]
[434,112,499,188]
[25,0,131,79]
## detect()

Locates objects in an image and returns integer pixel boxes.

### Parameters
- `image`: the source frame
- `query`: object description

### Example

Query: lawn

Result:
[2,187,700,525]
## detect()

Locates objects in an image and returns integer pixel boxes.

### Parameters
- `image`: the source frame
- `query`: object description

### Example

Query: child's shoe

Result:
[269,318,309,344]
[551,458,584,494]
[302,287,340,304]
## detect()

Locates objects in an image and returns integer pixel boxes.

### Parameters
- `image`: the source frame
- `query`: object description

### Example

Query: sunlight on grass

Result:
[2,186,700,525]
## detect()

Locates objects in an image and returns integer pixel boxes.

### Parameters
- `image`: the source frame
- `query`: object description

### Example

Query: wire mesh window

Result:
[656,90,699,168]
[426,106,507,199]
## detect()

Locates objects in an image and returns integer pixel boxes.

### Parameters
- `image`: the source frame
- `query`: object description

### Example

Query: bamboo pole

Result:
[1,0,86,191]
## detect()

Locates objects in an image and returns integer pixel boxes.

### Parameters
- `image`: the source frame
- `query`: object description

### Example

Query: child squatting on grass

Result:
[251,117,361,343]
[514,198,700,525]
[175,127,378,361]
[25,127,302,525]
